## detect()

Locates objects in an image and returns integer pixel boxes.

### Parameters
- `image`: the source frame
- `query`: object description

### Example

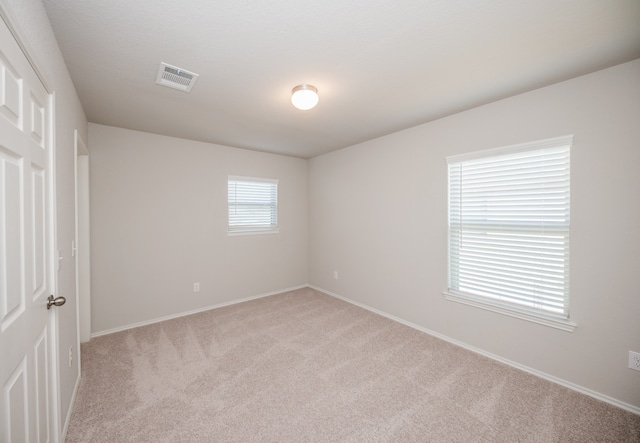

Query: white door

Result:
[0,16,59,443]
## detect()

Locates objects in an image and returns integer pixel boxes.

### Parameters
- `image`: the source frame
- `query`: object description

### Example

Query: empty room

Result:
[1,0,639,441]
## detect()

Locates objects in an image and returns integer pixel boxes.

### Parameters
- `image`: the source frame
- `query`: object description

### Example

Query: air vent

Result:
[155,62,199,92]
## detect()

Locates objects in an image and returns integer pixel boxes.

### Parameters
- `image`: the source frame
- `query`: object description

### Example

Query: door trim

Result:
[74,129,90,345]
[0,2,51,92]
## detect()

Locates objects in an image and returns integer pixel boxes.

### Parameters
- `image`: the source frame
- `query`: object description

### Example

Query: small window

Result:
[444,136,574,331]
[228,176,278,235]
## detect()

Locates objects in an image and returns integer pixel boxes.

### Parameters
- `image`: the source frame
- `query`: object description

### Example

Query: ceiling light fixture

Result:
[291,84,319,110]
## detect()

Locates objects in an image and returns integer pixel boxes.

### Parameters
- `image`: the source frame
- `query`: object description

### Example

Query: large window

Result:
[445,136,574,331]
[228,176,278,235]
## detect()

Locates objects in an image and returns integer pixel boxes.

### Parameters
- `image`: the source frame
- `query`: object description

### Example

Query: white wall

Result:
[89,124,308,333]
[0,0,88,433]
[309,59,640,409]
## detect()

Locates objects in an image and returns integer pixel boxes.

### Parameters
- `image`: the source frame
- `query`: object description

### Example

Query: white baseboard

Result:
[88,282,639,415]
[91,285,308,338]
[308,284,640,416]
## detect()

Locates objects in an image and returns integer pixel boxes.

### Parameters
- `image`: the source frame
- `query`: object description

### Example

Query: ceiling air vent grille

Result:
[155,62,199,92]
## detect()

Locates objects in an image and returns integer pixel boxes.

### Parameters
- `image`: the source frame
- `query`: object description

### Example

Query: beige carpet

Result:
[66,287,640,442]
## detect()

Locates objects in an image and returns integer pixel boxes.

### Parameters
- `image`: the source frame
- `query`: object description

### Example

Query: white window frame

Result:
[228,175,279,236]
[444,135,576,332]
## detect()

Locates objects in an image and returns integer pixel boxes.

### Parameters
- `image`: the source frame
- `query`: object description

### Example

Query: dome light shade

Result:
[291,84,319,110]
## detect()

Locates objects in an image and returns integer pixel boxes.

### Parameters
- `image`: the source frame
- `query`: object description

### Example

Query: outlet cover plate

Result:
[629,351,640,371]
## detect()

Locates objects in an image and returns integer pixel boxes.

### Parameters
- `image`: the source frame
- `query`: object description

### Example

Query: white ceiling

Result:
[43,0,640,158]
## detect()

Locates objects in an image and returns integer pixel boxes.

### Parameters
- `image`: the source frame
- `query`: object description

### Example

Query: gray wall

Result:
[89,124,308,333]
[308,59,640,409]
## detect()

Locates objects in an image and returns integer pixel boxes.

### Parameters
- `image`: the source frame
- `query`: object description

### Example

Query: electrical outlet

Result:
[629,351,640,371]
[333,271,338,280]
[68,346,73,368]
[193,282,200,292]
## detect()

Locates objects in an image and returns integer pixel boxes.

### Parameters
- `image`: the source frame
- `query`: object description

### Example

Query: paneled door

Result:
[0,15,59,443]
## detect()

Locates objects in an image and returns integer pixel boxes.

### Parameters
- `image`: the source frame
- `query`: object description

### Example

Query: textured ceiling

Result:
[43,0,640,158]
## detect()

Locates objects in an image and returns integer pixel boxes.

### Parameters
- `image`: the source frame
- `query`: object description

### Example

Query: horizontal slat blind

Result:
[447,138,571,319]
[228,176,278,233]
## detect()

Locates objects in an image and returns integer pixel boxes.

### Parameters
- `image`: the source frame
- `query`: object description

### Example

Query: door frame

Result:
[75,129,90,345]
[0,4,61,441]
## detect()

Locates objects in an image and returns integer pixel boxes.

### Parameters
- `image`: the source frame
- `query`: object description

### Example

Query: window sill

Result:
[227,229,279,237]
[443,291,577,332]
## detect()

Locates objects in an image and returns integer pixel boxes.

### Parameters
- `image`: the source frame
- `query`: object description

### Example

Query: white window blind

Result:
[446,136,572,324]
[228,176,278,234]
